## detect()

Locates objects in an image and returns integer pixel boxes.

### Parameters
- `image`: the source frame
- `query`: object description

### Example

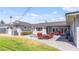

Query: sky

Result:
[0,7,79,24]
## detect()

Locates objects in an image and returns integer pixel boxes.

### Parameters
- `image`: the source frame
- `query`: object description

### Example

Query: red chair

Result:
[37,33,43,39]
[43,34,50,39]
[60,32,64,35]
[56,32,60,35]
[37,32,54,39]
[53,32,55,35]
[48,32,54,38]
[53,32,59,35]
[43,32,54,39]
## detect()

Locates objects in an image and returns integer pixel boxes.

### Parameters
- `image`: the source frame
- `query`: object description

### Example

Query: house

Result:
[0,20,32,36]
[33,21,70,34]
[0,11,79,48]
[66,11,79,48]
[0,23,9,34]
[11,20,33,35]
[0,20,70,36]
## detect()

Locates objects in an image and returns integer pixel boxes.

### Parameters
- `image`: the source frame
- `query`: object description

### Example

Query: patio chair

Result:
[55,32,60,35]
[37,33,43,39]
[42,34,50,39]
[43,32,54,39]
[59,32,64,35]
[48,32,54,38]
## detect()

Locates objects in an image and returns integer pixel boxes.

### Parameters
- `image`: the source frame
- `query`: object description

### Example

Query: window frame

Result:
[36,27,42,31]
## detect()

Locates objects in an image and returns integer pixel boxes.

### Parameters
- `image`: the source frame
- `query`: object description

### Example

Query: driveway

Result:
[26,35,79,51]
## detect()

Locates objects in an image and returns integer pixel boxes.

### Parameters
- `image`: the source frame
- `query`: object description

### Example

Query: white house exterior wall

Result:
[7,28,12,35]
[76,17,79,48]
[70,15,79,48]
[16,28,22,36]
[70,20,77,46]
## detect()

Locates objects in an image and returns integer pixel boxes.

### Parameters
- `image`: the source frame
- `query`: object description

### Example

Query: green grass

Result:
[0,36,60,51]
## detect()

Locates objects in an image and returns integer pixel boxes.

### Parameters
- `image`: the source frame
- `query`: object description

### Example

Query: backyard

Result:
[0,36,60,51]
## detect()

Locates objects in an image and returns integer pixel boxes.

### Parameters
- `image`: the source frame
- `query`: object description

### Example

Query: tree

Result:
[9,16,13,24]
[10,16,12,19]
[0,20,5,24]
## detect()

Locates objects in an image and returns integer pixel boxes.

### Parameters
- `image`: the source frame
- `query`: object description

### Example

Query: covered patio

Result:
[26,34,79,51]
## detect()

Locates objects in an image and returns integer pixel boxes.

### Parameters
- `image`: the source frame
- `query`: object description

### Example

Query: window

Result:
[0,28,6,33]
[56,28,58,32]
[24,27,26,29]
[36,27,42,31]
[61,28,63,32]
[53,28,55,32]
[64,28,67,32]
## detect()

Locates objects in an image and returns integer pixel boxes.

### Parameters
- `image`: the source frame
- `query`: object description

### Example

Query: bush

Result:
[21,31,32,35]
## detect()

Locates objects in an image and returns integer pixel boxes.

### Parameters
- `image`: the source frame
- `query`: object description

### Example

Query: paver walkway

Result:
[26,35,79,51]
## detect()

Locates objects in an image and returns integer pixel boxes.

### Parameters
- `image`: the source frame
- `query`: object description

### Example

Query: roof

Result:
[0,20,32,27]
[33,21,69,27]
[65,11,79,25]
[65,11,79,16]
[0,20,69,27]
[11,20,32,26]
[0,23,9,27]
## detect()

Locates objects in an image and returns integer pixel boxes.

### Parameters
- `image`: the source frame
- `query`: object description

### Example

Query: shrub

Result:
[21,31,32,35]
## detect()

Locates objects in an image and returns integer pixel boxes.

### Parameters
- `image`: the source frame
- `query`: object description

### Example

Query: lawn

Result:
[0,36,60,51]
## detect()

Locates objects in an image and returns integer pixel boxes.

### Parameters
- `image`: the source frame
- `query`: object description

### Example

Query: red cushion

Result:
[48,32,53,38]
[37,33,43,39]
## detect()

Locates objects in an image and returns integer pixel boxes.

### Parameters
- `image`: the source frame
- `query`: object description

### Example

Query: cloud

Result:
[26,13,39,17]
[50,16,65,22]
[53,11,57,14]
[8,12,65,24]
[63,7,79,12]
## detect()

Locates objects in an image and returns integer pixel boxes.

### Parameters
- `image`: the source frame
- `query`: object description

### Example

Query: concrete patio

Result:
[26,35,79,51]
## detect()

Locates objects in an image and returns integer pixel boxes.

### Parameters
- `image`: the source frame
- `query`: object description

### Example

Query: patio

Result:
[26,34,79,51]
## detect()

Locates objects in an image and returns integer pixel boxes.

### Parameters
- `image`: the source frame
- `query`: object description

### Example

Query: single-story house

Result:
[0,20,70,35]
[66,11,79,48]
[0,20,70,36]
[0,20,32,36]
[0,11,79,48]
[33,21,70,34]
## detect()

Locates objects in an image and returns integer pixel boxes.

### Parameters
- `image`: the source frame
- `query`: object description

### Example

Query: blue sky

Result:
[0,7,79,24]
